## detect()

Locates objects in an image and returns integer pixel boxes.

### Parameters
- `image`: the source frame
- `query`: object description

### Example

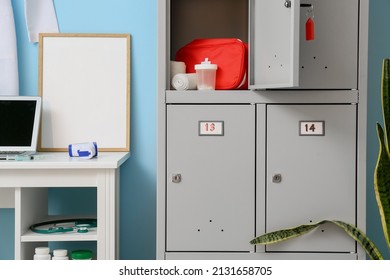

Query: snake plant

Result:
[250,58,390,260]
[375,58,390,252]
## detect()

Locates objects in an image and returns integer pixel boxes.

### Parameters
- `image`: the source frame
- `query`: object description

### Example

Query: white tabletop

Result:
[0,152,130,170]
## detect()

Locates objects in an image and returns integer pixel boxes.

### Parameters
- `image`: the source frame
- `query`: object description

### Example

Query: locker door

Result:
[298,0,358,89]
[250,0,301,89]
[250,0,359,90]
[266,104,356,252]
[166,105,255,252]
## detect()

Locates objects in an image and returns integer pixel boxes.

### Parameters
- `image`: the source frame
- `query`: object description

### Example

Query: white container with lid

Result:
[33,247,51,260]
[194,58,218,90]
[52,249,69,260]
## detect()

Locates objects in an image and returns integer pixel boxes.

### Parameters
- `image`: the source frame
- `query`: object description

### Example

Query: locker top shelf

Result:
[165,90,359,104]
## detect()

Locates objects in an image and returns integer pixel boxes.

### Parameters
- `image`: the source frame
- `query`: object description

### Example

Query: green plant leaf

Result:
[374,123,390,251]
[331,220,383,260]
[250,220,384,260]
[382,58,390,151]
[250,221,325,245]
[372,58,390,253]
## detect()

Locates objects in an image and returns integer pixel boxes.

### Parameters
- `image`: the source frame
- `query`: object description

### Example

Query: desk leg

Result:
[15,188,48,260]
[0,188,15,208]
[97,169,119,260]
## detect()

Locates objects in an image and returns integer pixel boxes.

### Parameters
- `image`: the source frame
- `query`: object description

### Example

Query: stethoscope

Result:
[30,218,97,234]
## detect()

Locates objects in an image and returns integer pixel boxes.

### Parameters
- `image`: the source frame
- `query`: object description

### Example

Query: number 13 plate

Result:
[199,121,224,136]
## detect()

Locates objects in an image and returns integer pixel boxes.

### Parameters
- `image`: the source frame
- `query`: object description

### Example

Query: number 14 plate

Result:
[299,121,325,136]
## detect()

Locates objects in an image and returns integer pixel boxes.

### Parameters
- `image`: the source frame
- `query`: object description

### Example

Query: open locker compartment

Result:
[170,0,249,60]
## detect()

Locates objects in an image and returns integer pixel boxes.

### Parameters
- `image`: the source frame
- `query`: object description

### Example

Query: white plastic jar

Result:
[52,249,69,260]
[33,247,51,260]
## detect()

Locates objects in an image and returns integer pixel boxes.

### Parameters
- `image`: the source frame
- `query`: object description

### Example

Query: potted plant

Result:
[250,58,390,260]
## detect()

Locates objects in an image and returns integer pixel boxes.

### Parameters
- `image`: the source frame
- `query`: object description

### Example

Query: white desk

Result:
[0,152,130,260]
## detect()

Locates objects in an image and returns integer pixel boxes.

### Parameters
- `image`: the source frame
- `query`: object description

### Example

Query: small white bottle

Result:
[194,58,218,90]
[33,247,51,260]
[52,249,69,260]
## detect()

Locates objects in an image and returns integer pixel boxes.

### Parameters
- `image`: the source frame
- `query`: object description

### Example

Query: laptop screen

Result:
[0,96,41,151]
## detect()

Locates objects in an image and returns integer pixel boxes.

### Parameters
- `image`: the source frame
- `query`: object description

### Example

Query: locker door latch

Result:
[284,1,291,8]
[172,174,182,183]
[272,174,282,183]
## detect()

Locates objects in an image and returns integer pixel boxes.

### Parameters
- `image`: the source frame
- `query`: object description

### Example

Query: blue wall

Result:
[1,0,390,260]
[366,1,390,259]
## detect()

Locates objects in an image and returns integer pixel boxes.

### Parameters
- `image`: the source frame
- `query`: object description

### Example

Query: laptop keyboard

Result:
[0,151,24,155]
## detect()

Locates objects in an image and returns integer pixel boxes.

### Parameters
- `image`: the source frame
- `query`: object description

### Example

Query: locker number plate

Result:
[199,121,224,136]
[299,121,325,136]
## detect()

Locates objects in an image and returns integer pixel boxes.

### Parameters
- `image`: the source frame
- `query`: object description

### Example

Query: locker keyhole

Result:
[172,174,182,183]
[272,174,282,183]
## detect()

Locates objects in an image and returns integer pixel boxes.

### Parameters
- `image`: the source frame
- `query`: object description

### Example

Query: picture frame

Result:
[38,33,130,152]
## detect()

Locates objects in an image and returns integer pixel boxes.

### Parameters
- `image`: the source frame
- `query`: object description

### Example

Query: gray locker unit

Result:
[157,0,369,260]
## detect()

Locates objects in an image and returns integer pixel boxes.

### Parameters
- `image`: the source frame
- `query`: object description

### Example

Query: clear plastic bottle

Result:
[194,58,218,90]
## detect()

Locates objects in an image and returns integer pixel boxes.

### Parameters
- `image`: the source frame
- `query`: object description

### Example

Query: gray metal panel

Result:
[250,0,358,90]
[156,0,169,260]
[165,252,358,260]
[256,104,266,253]
[355,0,369,259]
[266,104,356,252]
[166,90,359,104]
[166,105,255,252]
[298,0,358,89]
[250,0,301,88]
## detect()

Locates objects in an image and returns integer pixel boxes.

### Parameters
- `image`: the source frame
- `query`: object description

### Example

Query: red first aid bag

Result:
[175,38,248,90]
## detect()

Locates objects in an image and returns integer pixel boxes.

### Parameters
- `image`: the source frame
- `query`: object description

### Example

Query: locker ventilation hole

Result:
[197,229,200,232]
[221,229,224,232]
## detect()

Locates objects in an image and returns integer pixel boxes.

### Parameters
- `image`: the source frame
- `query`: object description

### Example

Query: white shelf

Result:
[21,215,98,242]
[21,228,97,242]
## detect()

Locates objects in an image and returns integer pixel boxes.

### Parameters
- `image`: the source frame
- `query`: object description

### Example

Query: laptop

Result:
[0,96,41,160]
